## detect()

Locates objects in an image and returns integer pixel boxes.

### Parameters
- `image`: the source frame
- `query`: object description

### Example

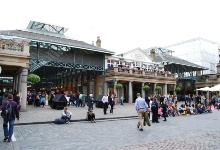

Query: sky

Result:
[1,0,220,54]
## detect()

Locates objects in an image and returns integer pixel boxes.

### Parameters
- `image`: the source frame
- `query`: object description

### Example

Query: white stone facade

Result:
[165,37,219,74]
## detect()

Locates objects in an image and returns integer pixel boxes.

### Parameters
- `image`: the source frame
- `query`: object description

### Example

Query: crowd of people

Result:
[134,93,219,131]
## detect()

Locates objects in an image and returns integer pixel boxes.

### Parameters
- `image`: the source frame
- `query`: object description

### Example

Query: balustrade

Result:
[105,67,175,79]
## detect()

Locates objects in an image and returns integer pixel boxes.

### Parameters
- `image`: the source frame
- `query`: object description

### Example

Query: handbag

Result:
[143,112,151,126]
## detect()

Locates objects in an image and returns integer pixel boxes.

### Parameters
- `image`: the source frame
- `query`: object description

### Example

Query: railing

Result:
[105,67,175,79]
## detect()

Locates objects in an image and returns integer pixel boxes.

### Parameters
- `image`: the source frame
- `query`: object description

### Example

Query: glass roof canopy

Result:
[27,21,68,35]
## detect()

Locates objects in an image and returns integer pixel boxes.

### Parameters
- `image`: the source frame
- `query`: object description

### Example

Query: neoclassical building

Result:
[0,35,31,111]
[102,48,177,103]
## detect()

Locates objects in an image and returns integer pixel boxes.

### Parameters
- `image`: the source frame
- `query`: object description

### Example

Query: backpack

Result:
[1,101,13,120]
[54,118,65,124]
[151,102,156,109]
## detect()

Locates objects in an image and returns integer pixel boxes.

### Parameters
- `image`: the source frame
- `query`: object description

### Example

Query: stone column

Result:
[206,92,209,99]
[163,84,167,96]
[153,83,157,95]
[17,71,22,92]
[129,81,133,103]
[142,82,145,98]
[104,81,108,94]
[113,78,117,96]
[173,84,176,95]
[196,88,198,95]
[13,75,17,93]
[20,68,28,111]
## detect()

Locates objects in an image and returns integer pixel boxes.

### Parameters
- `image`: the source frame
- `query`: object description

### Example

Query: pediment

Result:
[122,48,152,62]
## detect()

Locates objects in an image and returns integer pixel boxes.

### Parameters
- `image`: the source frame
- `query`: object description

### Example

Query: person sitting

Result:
[35,95,40,107]
[87,108,96,123]
[61,107,72,123]
[40,92,46,108]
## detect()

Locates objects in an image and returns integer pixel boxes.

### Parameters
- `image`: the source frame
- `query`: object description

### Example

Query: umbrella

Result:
[196,87,212,91]
[209,84,220,91]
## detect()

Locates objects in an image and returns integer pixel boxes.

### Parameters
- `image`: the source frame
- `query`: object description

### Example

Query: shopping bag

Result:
[143,112,151,126]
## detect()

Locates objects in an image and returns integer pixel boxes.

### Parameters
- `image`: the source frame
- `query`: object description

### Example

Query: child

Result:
[158,106,162,118]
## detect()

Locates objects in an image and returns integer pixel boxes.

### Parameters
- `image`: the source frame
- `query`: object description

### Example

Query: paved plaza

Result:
[0,103,220,150]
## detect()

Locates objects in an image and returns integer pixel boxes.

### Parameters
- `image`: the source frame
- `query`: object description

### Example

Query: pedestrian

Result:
[109,94,115,113]
[149,96,153,121]
[120,96,124,106]
[1,94,19,142]
[13,92,21,111]
[135,93,148,131]
[87,94,94,110]
[102,92,109,115]
[68,91,74,106]
[161,101,168,121]
[151,97,159,123]
[81,93,86,107]
[75,91,80,107]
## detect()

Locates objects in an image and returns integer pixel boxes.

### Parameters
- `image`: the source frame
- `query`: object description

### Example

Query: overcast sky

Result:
[1,0,220,54]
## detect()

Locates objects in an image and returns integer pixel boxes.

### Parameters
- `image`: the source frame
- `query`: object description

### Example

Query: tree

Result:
[27,74,40,84]
[143,85,150,91]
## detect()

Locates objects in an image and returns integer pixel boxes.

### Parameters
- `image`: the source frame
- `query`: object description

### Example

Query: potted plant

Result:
[143,85,150,91]
[27,74,40,84]
[116,83,123,89]
[175,87,181,94]
[155,86,162,93]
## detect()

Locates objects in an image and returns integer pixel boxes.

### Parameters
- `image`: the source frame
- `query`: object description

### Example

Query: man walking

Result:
[135,93,148,131]
[1,94,19,142]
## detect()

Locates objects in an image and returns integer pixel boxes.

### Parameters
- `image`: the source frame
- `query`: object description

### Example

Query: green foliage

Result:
[143,85,150,91]
[116,83,123,89]
[27,74,40,84]
[175,87,181,92]
[155,86,162,91]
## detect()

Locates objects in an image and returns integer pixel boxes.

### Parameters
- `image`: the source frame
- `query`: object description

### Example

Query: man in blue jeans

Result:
[1,94,19,142]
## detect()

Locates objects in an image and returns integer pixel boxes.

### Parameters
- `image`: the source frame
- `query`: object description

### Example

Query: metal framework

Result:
[27,21,68,34]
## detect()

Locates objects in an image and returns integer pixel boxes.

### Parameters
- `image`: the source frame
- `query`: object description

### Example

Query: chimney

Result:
[150,48,156,62]
[217,63,220,73]
[96,36,101,47]
[91,41,94,45]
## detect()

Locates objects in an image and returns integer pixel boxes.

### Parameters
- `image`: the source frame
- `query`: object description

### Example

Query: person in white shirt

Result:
[61,107,72,123]
[102,92,109,115]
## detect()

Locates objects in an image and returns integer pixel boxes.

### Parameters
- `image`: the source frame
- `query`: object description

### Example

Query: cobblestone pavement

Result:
[0,103,220,150]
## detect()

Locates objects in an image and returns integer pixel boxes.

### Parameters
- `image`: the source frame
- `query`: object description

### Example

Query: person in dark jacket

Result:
[108,94,115,113]
[151,98,159,123]
[13,92,20,111]
[1,94,19,142]
[161,101,168,121]
[87,94,94,111]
